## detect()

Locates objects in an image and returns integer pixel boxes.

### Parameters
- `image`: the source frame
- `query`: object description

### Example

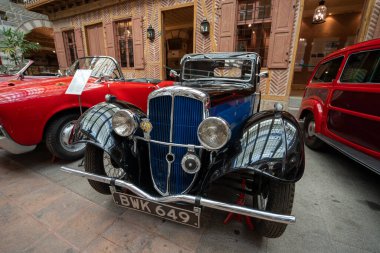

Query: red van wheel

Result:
[304,114,325,150]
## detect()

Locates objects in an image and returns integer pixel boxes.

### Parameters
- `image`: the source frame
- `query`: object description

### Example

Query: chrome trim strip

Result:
[148,86,209,103]
[134,136,204,149]
[61,166,296,225]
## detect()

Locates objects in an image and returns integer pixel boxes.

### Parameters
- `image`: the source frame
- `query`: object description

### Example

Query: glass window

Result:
[340,50,380,83]
[115,19,134,68]
[312,57,343,83]
[63,30,78,65]
[236,0,272,67]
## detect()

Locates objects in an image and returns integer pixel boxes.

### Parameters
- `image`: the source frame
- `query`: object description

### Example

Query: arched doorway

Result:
[15,19,58,75]
[24,26,58,75]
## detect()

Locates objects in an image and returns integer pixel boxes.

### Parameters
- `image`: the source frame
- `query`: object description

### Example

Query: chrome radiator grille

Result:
[149,95,204,195]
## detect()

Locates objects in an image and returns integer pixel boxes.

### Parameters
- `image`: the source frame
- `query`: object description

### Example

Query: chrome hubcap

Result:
[103,152,125,178]
[60,121,85,152]
[307,120,316,137]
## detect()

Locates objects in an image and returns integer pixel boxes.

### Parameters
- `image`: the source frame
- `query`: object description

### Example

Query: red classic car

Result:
[0,56,173,160]
[298,39,380,174]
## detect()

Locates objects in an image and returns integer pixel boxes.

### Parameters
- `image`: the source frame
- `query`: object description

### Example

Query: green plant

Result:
[0,27,40,66]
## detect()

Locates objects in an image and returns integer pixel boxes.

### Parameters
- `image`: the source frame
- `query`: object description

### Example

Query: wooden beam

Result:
[48,0,126,20]
[25,0,57,10]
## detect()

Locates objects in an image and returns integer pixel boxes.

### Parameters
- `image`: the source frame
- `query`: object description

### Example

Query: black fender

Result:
[200,110,305,191]
[72,101,146,167]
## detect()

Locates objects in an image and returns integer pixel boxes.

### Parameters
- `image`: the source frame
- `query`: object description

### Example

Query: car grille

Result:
[149,95,203,195]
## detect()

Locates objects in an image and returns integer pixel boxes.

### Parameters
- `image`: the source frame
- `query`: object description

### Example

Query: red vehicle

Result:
[0,57,172,160]
[298,39,380,174]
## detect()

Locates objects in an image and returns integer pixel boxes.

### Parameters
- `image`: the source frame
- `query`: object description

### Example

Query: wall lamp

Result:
[147,25,155,41]
[200,19,210,35]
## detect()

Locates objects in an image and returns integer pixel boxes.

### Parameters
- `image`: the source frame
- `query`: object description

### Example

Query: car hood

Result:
[0,76,97,104]
[178,83,256,107]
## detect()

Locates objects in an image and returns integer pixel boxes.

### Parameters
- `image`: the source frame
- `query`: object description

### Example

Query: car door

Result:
[308,56,345,130]
[108,80,157,112]
[326,48,380,159]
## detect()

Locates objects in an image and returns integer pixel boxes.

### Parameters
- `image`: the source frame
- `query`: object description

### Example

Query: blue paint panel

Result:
[209,95,254,139]
[149,96,171,193]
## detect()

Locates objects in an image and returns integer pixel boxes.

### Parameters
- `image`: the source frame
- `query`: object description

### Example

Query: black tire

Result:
[304,113,325,150]
[253,181,295,238]
[85,145,125,195]
[45,114,85,160]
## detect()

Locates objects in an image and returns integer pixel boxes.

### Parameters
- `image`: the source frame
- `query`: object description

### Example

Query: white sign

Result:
[65,69,92,95]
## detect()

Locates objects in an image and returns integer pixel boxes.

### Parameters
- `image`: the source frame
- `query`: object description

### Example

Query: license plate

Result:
[112,192,201,228]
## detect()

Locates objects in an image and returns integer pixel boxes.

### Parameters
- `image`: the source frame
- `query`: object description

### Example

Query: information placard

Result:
[65,69,92,95]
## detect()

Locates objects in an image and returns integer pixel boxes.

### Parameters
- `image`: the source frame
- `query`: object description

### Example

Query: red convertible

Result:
[0,56,172,160]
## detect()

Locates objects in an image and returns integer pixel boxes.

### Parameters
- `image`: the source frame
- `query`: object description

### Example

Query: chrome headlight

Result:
[112,109,138,137]
[197,117,231,150]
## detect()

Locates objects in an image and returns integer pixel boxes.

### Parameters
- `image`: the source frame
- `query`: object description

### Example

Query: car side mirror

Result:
[258,71,269,78]
[169,70,180,78]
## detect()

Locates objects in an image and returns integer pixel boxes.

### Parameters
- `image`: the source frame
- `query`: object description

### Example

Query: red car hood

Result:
[0,76,98,104]
[0,76,59,88]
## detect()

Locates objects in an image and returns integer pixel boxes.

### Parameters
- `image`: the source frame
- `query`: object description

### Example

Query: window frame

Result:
[338,49,380,85]
[311,56,344,84]
[114,18,134,69]
[236,0,273,67]
[62,29,78,66]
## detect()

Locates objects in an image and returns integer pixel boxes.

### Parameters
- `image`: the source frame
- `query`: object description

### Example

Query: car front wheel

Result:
[84,144,126,195]
[304,113,325,150]
[45,114,86,160]
[252,181,295,238]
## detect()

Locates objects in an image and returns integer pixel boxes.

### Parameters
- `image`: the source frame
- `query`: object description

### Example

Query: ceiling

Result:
[25,27,55,51]
[163,6,194,30]
[303,0,365,16]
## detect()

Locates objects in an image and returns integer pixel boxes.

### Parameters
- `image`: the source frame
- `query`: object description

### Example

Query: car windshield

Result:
[0,60,31,75]
[182,59,254,82]
[68,57,122,79]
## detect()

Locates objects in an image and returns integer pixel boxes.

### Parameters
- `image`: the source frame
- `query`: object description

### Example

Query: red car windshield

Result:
[67,57,122,79]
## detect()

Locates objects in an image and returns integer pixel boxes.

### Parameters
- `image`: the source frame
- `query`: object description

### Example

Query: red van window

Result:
[340,50,380,83]
[312,57,343,83]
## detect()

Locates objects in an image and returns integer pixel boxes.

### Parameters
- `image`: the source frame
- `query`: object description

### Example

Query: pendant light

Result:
[312,0,327,24]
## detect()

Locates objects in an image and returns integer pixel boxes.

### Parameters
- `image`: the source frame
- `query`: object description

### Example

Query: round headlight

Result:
[112,109,138,137]
[197,117,231,150]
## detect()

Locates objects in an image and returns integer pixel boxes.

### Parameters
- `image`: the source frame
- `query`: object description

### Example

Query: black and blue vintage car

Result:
[62,52,305,238]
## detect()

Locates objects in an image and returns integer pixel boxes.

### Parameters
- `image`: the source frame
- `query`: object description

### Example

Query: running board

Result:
[316,134,380,175]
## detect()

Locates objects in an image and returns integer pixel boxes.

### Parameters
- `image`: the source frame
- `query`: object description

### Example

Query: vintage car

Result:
[62,53,305,238]
[0,56,172,160]
[298,39,380,175]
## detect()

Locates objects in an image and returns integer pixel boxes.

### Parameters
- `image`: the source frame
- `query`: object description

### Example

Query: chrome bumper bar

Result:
[60,166,296,225]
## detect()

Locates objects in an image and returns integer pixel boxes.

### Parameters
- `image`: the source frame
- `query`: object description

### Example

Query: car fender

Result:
[299,98,324,133]
[72,101,145,167]
[202,110,305,190]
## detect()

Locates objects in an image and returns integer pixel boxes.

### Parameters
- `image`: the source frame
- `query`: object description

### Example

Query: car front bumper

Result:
[61,166,296,225]
[0,125,36,154]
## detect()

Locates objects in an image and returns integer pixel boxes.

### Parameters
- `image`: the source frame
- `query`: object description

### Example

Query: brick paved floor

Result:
[0,146,379,253]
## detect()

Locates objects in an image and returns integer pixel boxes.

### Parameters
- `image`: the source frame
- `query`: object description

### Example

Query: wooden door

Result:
[218,0,237,52]
[267,0,295,68]
[86,23,106,56]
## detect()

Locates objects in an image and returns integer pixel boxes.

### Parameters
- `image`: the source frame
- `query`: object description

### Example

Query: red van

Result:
[298,39,380,174]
